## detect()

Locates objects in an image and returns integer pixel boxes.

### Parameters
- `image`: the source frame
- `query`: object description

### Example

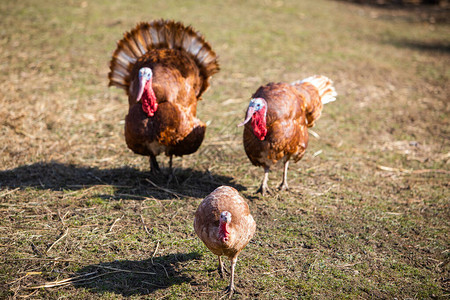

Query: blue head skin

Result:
[137,67,153,102]
[237,98,267,127]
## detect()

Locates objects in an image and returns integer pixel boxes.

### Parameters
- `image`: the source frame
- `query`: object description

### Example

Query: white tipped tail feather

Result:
[296,75,337,104]
[108,19,219,94]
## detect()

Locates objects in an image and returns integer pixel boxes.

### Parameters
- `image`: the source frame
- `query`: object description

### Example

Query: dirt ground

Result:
[0,0,449,299]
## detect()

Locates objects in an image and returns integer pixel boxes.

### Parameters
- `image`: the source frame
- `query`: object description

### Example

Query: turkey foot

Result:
[256,184,272,196]
[166,172,179,186]
[166,155,179,185]
[278,182,289,192]
[220,285,240,299]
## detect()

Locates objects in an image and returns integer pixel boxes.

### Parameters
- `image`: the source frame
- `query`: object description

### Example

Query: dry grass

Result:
[1,0,449,299]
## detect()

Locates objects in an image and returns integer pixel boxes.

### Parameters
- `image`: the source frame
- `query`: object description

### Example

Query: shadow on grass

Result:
[335,0,450,24]
[336,0,443,8]
[74,252,201,296]
[0,161,246,200]
[392,39,450,53]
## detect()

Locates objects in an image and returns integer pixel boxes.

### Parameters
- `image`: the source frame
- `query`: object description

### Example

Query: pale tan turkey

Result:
[194,186,256,298]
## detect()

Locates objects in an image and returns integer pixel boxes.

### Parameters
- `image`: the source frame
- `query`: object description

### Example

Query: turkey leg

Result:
[217,255,229,278]
[256,167,270,196]
[278,160,289,191]
[149,155,161,174]
[222,257,238,299]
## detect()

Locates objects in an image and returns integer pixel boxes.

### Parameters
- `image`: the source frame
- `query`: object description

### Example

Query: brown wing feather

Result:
[167,121,206,156]
[295,82,322,128]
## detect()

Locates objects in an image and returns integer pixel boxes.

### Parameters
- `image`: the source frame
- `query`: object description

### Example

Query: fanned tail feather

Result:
[290,75,337,127]
[298,75,337,104]
[108,19,220,94]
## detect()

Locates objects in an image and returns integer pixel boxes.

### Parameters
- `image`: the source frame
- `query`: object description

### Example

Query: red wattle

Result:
[219,222,230,242]
[142,80,158,117]
[251,107,267,140]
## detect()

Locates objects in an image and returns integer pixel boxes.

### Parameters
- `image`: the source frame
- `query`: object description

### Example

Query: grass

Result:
[1,0,449,299]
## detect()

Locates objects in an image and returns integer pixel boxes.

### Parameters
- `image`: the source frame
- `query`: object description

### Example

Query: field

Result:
[0,0,449,298]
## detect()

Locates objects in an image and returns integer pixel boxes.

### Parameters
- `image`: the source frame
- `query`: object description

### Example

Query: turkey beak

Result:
[223,215,230,223]
[237,107,255,127]
[136,77,147,102]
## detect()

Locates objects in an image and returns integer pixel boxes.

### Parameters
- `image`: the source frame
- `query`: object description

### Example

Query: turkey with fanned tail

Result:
[108,20,219,175]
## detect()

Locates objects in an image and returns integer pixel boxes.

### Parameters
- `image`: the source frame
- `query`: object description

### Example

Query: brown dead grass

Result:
[1,0,449,299]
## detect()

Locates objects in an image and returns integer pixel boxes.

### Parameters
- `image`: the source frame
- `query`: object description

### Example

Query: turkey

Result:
[108,20,219,174]
[194,186,256,298]
[238,75,337,195]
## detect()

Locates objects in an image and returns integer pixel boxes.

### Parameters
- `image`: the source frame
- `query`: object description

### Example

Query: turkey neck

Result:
[142,79,158,117]
[251,106,267,140]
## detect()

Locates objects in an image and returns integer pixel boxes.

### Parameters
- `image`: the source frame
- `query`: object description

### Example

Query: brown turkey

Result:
[194,186,256,298]
[238,75,337,195]
[108,20,219,174]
